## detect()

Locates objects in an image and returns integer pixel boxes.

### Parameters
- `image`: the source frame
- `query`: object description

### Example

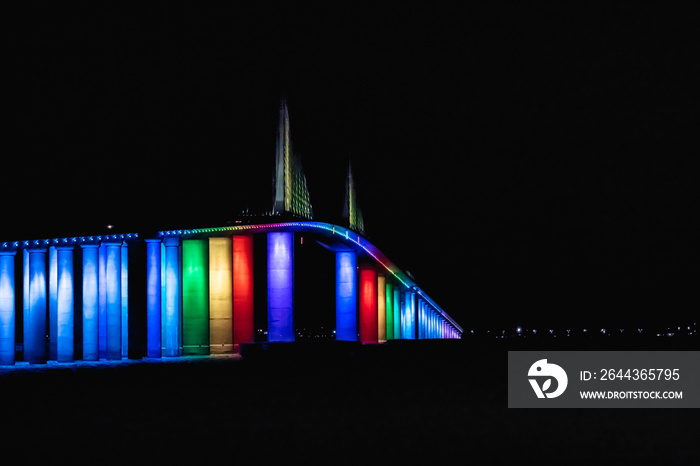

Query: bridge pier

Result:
[105,241,122,360]
[267,232,294,343]
[81,245,99,360]
[401,291,416,340]
[26,247,47,363]
[377,274,386,343]
[335,250,357,342]
[385,281,393,340]
[49,247,57,360]
[146,239,162,358]
[233,235,254,351]
[182,239,209,355]
[359,265,378,344]
[121,243,128,358]
[164,236,181,356]
[0,251,16,365]
[56,246,74,362]
[393,287,401,340]
[209,237,232,354]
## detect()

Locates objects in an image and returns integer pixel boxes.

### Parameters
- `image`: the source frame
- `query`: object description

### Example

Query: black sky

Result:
[6,3,698,329]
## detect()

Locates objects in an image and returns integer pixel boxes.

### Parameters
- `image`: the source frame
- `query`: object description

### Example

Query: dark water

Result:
[1,340,697,465]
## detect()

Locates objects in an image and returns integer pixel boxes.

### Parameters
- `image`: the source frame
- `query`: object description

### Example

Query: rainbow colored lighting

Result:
[0,218,460,365]
[157,221,461,336]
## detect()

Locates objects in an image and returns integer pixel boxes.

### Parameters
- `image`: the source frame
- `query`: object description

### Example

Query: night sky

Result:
[7,3,698,330]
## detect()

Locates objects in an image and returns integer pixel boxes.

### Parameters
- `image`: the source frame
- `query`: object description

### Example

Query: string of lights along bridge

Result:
[0,99,462,365]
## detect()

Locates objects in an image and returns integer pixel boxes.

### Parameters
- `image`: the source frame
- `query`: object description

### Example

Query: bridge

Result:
[0,99,462,365]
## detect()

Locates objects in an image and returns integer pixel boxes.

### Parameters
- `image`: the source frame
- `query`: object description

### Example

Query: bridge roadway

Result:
[0,220,462,365]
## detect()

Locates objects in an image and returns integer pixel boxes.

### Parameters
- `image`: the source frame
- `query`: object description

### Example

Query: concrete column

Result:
[232,236,254,351]
[121,243,128,358]
[209,237,233,353]
[335,251,357,342]
[393,288,400,340]
[0,251,17,365]
[406,291,416,340]
[267,232,294,343]
[164,236,181,357]
[98,243,107,358]
[27,247,47,363]
[377,274,386,343]
[81,245,99,361]
[182,239,209,355]
[56,246,74,362]
[145,239,161,358]
[49,246,58,360]
[359,265,378,344]
[104,241,122,360]
[385,281,393,341]
[420,299,426,339]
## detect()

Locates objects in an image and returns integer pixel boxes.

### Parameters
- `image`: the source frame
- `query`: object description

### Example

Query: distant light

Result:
[516,326,522,334]
[106,224,114,230]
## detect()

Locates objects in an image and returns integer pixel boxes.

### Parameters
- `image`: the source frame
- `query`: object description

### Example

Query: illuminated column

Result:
[121,243,128,358]
[81,245,99,361]
[399,292,406,339]
[400,292,407,339]
[377,275,386,343]
[385,282,393,340]
[393,288,400,339]
[182,239,209,355]
[209,237,233,353]
[27,247,47,364]
[56,246,74,362]
[49,246,57,360]
[164,237,181,356]
[23,250,28,359]
[104,241,122,360]
[0,251,16,365]
[145,239,162,358]
[335,251,357,342]
[267,232,294,343]
[418,299,425,339]
[405,291,415,340]
[427,309,435,338]
[233,236,254,351]
[98,243,107,358]
[359,265,378,344]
